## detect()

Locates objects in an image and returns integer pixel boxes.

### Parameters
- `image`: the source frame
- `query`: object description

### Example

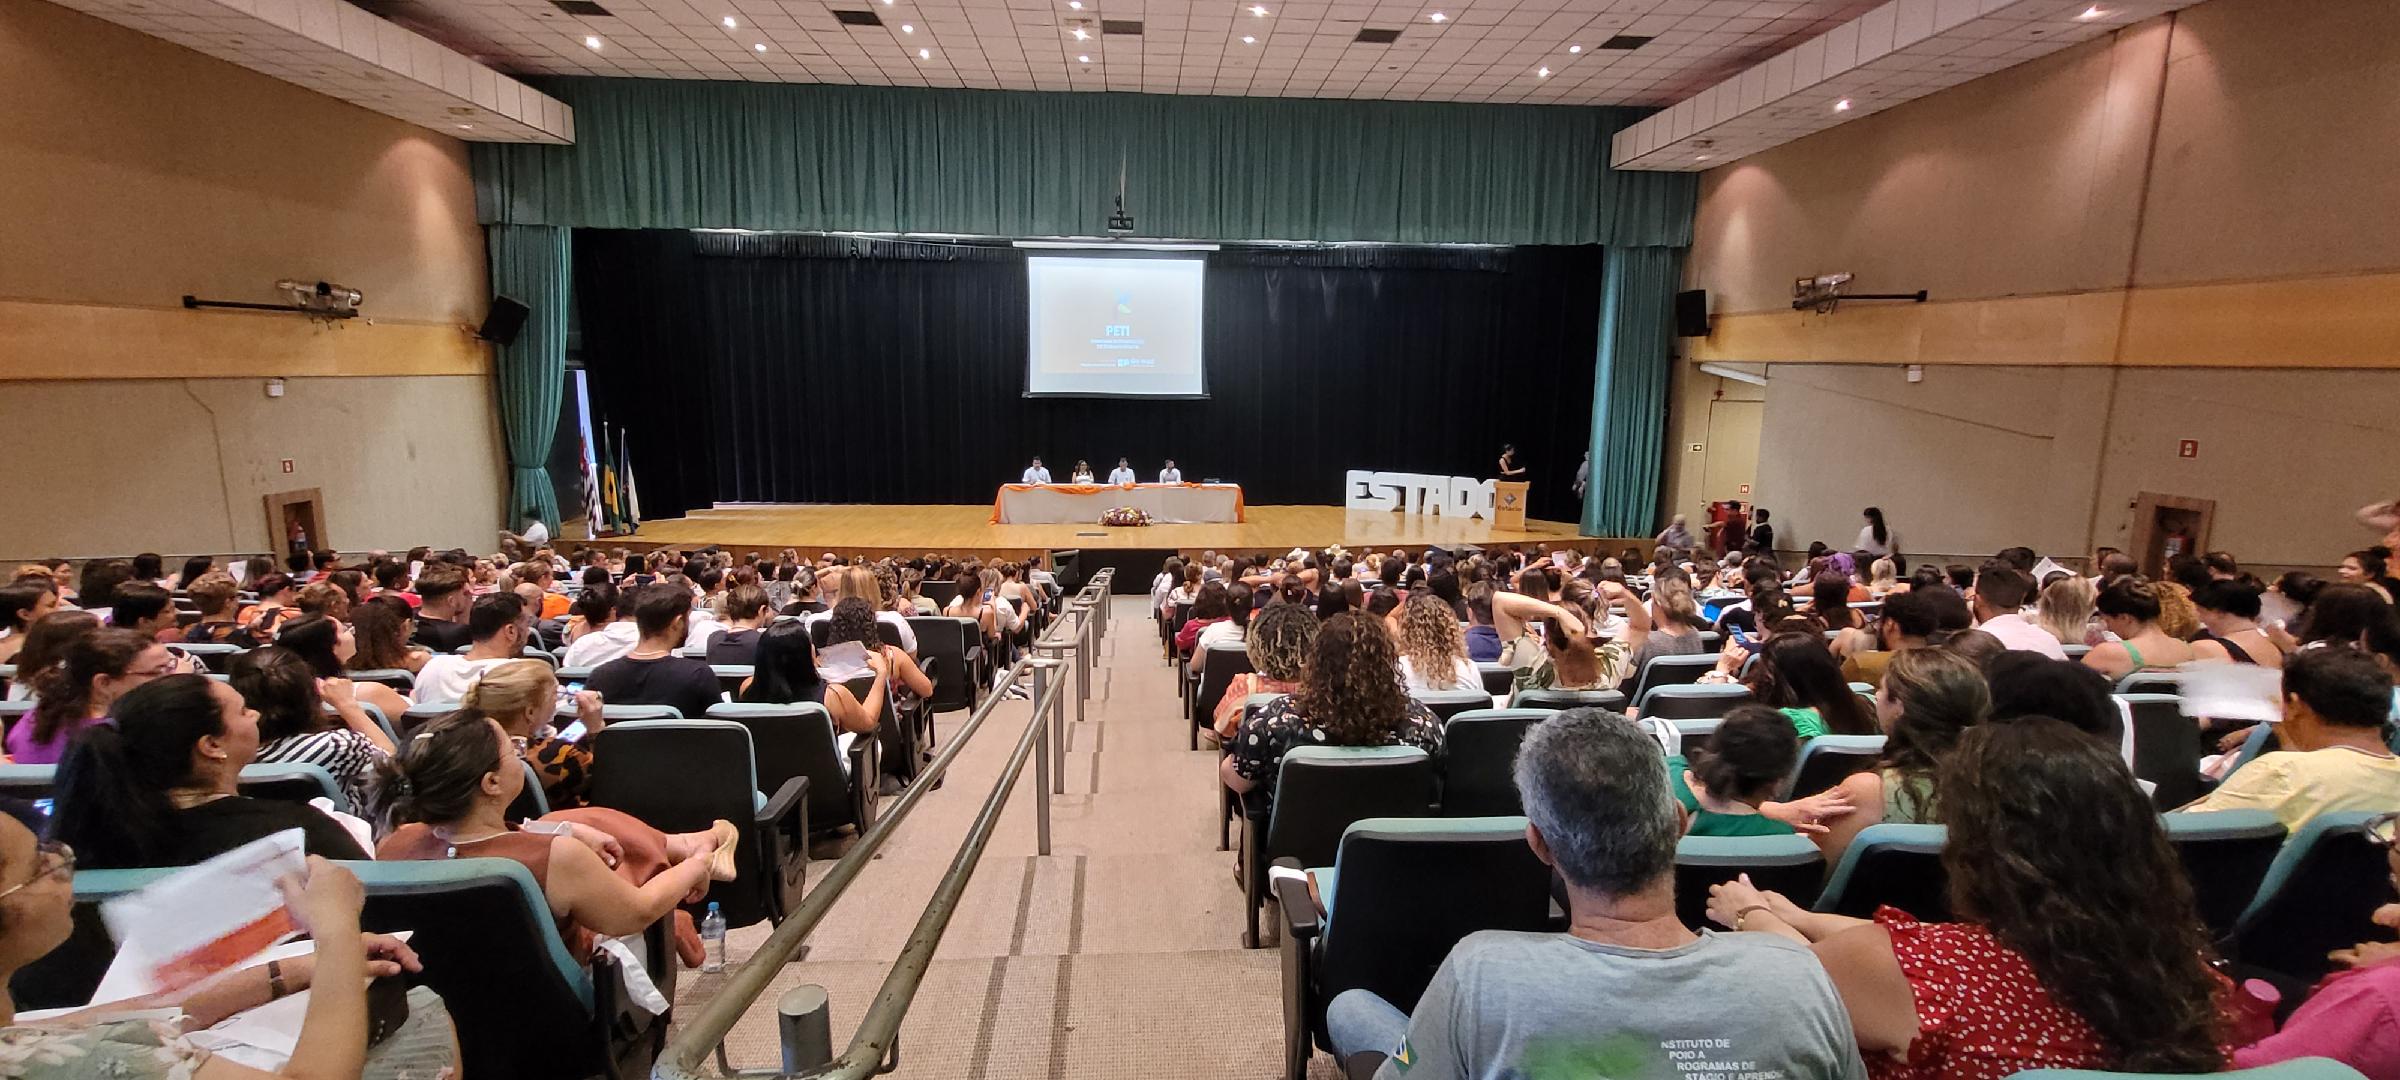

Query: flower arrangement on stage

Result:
[1099,506,1152,527]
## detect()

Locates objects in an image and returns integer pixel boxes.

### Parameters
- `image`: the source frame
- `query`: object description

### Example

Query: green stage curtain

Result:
[1584,245,1682,538]
[488,224,570,532]
[475,80,1694,247]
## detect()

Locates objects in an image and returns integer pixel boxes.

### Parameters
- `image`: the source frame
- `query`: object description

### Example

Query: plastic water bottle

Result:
[701,902,726,973]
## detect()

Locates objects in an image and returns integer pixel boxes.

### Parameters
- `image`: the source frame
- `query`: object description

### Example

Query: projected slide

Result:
[1024,255,1207,398]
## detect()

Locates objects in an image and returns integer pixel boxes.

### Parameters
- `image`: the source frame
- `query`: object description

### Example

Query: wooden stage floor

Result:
[617,503,1598,560]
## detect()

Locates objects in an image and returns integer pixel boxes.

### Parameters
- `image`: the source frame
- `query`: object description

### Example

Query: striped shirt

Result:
[255,730,386,807]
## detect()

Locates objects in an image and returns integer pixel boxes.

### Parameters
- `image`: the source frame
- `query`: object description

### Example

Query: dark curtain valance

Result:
[476,79,1695,247]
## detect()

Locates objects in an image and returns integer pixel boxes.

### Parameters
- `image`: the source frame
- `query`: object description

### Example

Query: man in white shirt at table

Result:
[1969,565,2065,659]
[1107,458,1138,485]
[1022,457,1052,484]
[1159,459,1183,483]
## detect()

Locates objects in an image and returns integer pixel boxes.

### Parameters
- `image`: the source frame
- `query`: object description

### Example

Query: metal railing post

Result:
[779,985,835,1072]
[1028,657,1060,855]
[1071,603,1091,727]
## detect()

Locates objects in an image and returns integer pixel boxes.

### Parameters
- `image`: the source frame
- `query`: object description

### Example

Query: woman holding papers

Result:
[0,811,458,1079]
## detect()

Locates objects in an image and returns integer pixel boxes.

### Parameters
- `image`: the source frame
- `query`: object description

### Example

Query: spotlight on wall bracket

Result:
[1790,272,1926,315]
[182,280,363,323]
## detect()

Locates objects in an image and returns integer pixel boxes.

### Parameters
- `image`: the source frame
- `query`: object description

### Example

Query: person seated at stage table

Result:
[1070,460,1096,484]
[1159,459,1182,483]
[1107,458,1137,485]
[1021,457,1052,484]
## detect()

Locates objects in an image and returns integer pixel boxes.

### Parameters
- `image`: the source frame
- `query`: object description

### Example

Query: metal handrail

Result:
[656,569,1111,1080]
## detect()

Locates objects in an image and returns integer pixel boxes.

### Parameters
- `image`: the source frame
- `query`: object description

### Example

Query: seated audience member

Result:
[373,712,735,967]
[1149,557,1184,619]
[5,610,99,702]
[1196,581,1253,653]
[1174,581,1233,656]
[1494,578,1647,692]
[75,559,134,625]
[1632,573,1711,671]
[1211,601,1317,742]
[1986,652,2124,746]
[346,594,428,676]
[2191,578,2285,668]
[1865,557,1900,598]
[1969,566,2065,660]
[51,675,369,866]
[807,566,919,653]
[1812,571,1866,633]
[1462,587,1503,663]
[179,572,262,649]
[1708,718,2232,1076]
[276,614,410,721]
[1329,708,1866,1078]
[370,557,418,611]
[294,581,351,623]
[2339,548,2398,603]
[2153,576,2205,642]
[106,583,185,652]
[232,647,395,806]
[946,568,1012,653]
[563,583,640,669]
[1813,648,1989,865]
[408,563,474,653]
[2233,807,2400,1073]
[450,658,603,809]
[585,585,726,720]
[171,554,214,592]
[2082,578,2197,678]
[739,620,881,734]
[817,597,933,699]
[896,568,939,617]
[1708,633,1875,737]
[9,628,170,764]
[1935,627,2006,672]
[1395,593,1479,692]
[1834,588,1948,687]
[2181,647,2400,830]
[0,580,60,665]
[514,560,573,621]
[707,583,772,665]
[1165,562,1202,616]
[416,592,532,704]
[1222,612,1443,819]
[0,813,457,1078]
[1942,564,1974,592]
[1683,705,1804,837]
[239,572,301,634]
[2035,573,2100,648]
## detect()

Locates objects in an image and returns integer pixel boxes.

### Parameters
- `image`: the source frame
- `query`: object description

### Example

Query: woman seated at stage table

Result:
[1070,460,1096,484]
[1220,612,1442,818]
[739,620,882,734]
[373,711,738,969]
[1494,576,1646,693]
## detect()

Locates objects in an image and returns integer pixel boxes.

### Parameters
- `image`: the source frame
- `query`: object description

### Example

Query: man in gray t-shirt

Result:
[1326,708,1867,1080]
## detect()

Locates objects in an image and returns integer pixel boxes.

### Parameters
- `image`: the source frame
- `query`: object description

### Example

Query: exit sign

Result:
[1738,483,1751,495]
[2177,439,2198,459]
[280,458,295,474]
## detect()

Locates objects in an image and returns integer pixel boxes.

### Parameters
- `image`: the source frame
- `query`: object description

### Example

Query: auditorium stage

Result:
[617,503,1603,562]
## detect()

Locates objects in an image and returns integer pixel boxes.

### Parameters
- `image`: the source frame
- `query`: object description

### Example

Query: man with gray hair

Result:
[1326,708,1866,1079]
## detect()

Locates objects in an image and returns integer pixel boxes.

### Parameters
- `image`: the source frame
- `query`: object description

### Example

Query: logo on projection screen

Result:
[1114,291,1133,315]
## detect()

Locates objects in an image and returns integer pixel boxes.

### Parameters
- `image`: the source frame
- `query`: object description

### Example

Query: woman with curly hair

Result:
[2082,578,2196,679]
[1220,612,1441,819]
[346,594,429,675]
[1210,601,1317,741]
[1709,717,2233,1077]
[1809,646,1989,865]
[1395,593,1478,692]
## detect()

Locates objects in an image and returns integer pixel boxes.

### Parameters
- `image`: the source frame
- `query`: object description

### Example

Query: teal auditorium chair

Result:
[588,719,808,929]
[1781,735,1885,800]
[1510,687,1627,712]
[1274,817,1553,1080]
[2162,809,2285,937]
[1815,823,1949,919]
[347,667,417,692]
[1634,683,1751,719]
[1673,833,1825,931]
[0,761,351,814]
[176,641,247,672]
[2012,1060,2364,1078]
[2116,670,2183,696]
[1408,688,1494,724]
[1242,746,1436,949]
[709,702,876,837]
[1623,653,1720,708]
[2222,811,2389,983]
[1436,710,1550,817]
[1475,663,1514,698]
[2120,693,2200,808]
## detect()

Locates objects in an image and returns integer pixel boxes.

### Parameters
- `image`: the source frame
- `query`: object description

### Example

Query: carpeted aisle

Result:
[673,595,1342,1077]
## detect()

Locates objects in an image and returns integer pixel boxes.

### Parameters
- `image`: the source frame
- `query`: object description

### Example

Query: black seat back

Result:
[1409,689,1494,725]
[1192,645,1254,729]
[2225,812,2388,982]
[1437,710,1546,817]
[1509,688,1626,712]
[1673,834,1826,931]
[2163,810,2286,939]
[1318,818,1553,1016]
[908,616,975,712]
[1815,824,1949,920]
[922,578,960,607]
[1780,736,1885,801]
[2121,694,2199,808]
[1262,747,1437,870]
[590,719,786,928]
[711,702,855,833]
[1626,653,1719,706]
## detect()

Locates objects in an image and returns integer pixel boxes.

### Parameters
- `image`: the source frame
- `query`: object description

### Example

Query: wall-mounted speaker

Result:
[477,296,530,345]
[1674,289,1710,338]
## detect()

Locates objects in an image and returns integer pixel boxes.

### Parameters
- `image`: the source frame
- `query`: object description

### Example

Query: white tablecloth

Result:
[991,483,1245,524]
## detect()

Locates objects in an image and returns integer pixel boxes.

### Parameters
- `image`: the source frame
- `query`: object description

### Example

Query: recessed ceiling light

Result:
[754,42,767,50]
[583,34,602,49]
[1426,10,1444,20]
[1249,4,1268,14]
[1241,33,1255,42]
[1569,43,1582,53]
[1069,1,1082,7]
[1071,25,1089,39]
[1536,65,1549,77]
[917,46,930,58]
[901,22,913,31]
[1077,53,1090,62]
[456,123,474,129]
[722,15,736,27]
[1695,154,1710,161]
[1833,98,1851,111]
[2078,5,2103,17]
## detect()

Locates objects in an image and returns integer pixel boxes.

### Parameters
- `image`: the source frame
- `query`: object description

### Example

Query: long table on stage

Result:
[990,482,1246,524]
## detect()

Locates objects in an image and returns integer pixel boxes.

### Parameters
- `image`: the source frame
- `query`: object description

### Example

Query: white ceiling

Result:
[1610,0,2200,169]
[361,0,1890,106]
[50,0,574,142]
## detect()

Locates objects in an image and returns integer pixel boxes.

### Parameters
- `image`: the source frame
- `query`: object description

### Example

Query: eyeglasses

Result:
[0,840,74,901]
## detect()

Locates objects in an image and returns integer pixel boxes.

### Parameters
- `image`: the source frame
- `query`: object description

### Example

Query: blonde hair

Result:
[1396,593,1468,689]
[2035,575,2095,646]
[458,658,556,725]
[2152,580,2201,642]
[1869,558,1899,590]
[829,566,879,607]
[1650,575,1702,630]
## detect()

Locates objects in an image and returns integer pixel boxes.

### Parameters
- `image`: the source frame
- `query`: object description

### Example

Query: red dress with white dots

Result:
[1868,907,2109,1079]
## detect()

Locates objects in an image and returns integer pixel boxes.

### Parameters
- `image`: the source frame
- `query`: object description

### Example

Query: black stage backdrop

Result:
[573,230,1604,523]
